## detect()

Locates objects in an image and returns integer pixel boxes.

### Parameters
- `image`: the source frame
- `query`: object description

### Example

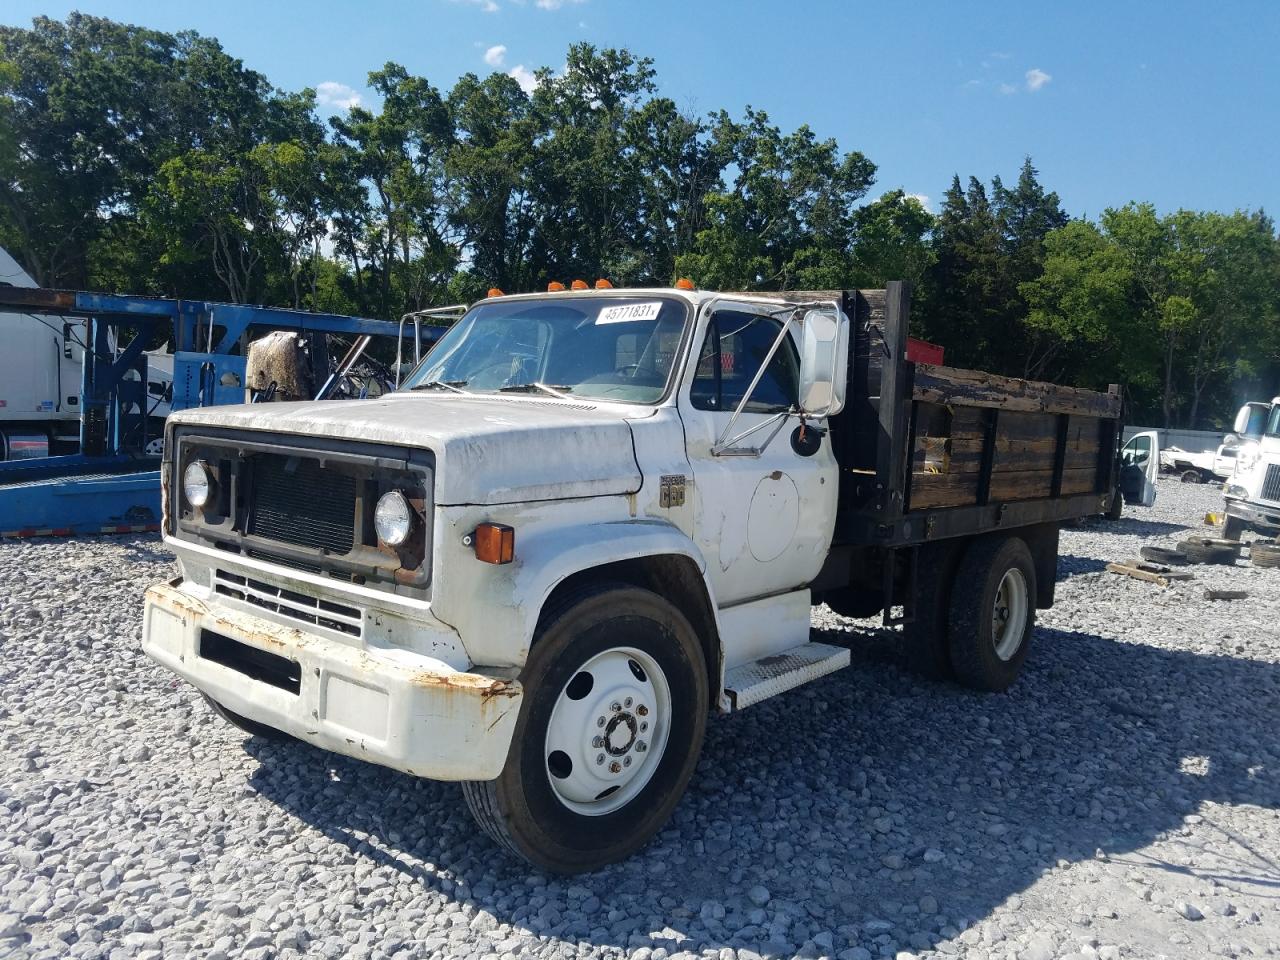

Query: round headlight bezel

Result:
[183,460,213,509]
[374,490,414,547]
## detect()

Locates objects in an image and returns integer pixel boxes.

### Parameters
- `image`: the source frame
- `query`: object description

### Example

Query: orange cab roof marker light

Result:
[547,281,566,292]
[571,279,589,290]
[675,278,696,290]
[595,278,614,289]
[486,287,505,298]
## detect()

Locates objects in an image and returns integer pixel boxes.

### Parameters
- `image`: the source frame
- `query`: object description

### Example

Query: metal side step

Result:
[723,641,850,710]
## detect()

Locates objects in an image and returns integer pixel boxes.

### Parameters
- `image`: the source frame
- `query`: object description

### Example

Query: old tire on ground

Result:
[1140,545,1189,566]
[1178,537,1241,565]
[1249,542,1280,569]
[1180,469,1203,484]
[202,693,293,741]
[1223,515,1245,541]
[902,541,961,681]
[946,536,1037,693]
[461,583,707,873]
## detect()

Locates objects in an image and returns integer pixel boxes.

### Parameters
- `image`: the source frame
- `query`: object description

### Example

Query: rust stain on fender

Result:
[412,669,522,701]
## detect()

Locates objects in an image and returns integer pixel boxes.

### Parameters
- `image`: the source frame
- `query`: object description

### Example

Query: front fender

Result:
[434,509,717,668]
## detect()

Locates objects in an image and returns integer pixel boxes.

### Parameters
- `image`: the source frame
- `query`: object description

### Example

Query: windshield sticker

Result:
[597,302,663,324]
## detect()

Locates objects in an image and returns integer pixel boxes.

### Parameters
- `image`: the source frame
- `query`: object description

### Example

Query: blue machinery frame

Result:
[0,288,442,536]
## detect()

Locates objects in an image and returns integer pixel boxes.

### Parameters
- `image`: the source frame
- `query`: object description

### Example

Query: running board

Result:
[723,642,850,711]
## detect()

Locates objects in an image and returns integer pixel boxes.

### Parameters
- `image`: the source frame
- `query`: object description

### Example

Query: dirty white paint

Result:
[142,580,521,781]
[747,472,800,562]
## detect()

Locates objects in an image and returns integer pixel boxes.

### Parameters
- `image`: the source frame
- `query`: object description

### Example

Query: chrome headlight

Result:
[183,461,212,508]
[374,490,414,546]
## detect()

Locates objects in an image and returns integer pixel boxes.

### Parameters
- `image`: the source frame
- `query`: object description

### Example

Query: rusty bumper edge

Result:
[144,579,520,699]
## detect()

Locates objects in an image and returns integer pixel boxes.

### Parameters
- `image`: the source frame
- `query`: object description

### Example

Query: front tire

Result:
[947,536,1037,692]
[462,583,708,873]
[202,693,292,741]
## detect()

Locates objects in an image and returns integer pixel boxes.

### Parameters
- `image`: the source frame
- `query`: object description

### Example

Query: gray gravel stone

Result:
[0,479,1276,960]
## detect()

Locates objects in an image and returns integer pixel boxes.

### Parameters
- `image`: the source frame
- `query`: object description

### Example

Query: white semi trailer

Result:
[0,247,174,460]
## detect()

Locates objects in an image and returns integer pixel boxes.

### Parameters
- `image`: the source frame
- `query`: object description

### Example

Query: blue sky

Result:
[4,0,1277,218]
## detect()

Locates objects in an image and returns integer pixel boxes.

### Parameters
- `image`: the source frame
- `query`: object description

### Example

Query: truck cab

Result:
[1223,399,1280,539]
[143,283,1123,872]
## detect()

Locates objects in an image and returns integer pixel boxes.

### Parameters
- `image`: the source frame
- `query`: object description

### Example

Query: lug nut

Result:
[610,701,621,713]
[596,753,604,765]
[596,716,606,728]
[636,741,647,753]
[624,697,633,708]
[609,761,622,774]
[623,756,632,767]
[637,705,649,717]
[592,736,603,748]
[640,721,648,733]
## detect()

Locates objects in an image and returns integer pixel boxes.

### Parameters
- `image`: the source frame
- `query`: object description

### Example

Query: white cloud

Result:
[999,82,1017,96]
[535,0,586,8]
[508,64,539,93]
[455,0,499,11]
[315,81,362,111]
[907,193,932,212]
[1025,67,1052,92]
[484,44,507,67]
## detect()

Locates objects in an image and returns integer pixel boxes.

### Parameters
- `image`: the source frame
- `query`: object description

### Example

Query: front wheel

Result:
[462,583,707,873]
[947,536,1037,692]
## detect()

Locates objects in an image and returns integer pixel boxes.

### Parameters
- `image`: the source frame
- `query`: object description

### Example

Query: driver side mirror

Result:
[797,306,850,417]
[1234,405,1252,435]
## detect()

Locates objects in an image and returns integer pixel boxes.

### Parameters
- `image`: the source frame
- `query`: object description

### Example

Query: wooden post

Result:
[1050,413,1069,498]
[876,282,912,517]
[976,408,999,506]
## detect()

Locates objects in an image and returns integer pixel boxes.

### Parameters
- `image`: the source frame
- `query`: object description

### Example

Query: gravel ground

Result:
[2,478,1278,960]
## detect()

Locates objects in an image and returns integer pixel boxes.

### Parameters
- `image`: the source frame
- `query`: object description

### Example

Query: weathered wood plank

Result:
[909,472,980,510]
[913,364,1123,418]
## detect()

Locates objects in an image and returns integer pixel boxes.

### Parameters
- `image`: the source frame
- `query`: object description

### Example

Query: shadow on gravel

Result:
[1055,555,1109,579]
[240,623,1279,958]
[1086,516,1196,538]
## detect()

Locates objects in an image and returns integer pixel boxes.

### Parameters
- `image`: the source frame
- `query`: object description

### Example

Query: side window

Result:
[690,310,800,413]
[1122,434,1151,466]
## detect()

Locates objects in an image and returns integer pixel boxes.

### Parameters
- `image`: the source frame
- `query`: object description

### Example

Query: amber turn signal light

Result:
[486,287,505,298]
[595,278,613,289]
[571,279,589,290]
[473,523,515,564]
[674,277,696,290]
[547,281,566,292]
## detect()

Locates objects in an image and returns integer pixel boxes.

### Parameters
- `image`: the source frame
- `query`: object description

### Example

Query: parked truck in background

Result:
[142,281,1153,872]
[1223,399,1280,539]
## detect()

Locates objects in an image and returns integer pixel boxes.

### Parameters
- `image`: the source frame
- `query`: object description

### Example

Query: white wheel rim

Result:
[544,646,671,816]
[991,568,1028,662]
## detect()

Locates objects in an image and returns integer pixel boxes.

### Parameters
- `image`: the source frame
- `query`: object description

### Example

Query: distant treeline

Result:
[2,14,1277,426]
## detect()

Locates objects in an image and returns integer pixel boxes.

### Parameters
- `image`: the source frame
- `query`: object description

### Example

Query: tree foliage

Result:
[2,15,1278,427]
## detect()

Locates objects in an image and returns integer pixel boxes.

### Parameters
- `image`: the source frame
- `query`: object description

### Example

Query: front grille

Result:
[214,569,362,637]
[1263,464,1280,502]
[247,455,357,554]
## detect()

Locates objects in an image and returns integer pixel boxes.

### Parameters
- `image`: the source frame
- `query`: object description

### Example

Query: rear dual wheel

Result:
[463,584,707,873]
[906,535,1037,692]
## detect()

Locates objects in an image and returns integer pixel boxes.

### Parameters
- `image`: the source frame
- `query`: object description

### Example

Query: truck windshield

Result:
[1266,405,1280,437]
[400,296,688,403]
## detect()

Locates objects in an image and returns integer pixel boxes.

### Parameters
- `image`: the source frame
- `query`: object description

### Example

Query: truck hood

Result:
[168,393,645,505]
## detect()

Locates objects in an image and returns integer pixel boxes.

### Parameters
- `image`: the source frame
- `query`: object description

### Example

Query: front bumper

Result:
[143,580,522,780]
[1224,497,1280,535]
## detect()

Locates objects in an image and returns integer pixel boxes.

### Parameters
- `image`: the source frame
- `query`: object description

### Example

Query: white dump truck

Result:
[143,282,1145,872]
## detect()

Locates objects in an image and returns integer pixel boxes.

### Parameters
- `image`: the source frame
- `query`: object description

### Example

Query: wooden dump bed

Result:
[753,283,1123,548]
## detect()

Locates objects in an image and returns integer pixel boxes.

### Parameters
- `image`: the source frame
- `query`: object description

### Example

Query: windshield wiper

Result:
[497,382,574,398]
[410,379,469,394]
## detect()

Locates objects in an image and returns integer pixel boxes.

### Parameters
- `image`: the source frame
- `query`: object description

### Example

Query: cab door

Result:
[1120,430,1160,507]
[677,301,839,607]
